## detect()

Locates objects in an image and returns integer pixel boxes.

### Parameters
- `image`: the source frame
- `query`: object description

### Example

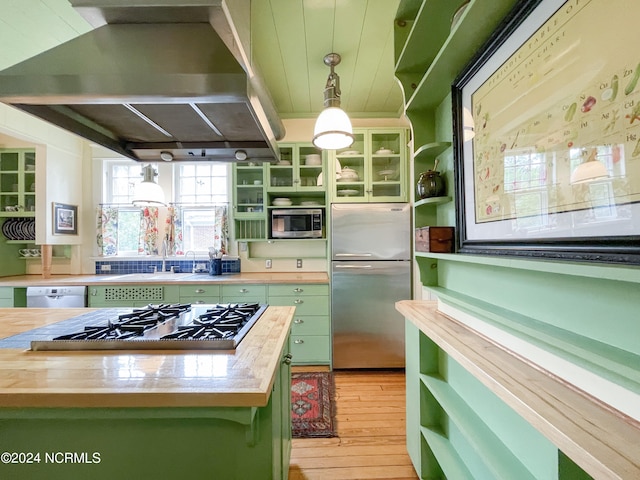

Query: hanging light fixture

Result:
[313,53,354,150]
[570,149,608,184]
[132,164,166,206]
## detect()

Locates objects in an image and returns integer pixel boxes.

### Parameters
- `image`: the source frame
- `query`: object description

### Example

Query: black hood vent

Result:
[0,2,284,163]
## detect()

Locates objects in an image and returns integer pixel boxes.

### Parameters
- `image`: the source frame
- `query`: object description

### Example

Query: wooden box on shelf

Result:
[415,226,454,253]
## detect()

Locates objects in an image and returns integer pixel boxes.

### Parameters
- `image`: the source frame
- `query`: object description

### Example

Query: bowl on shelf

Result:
[377,169,397,181]
[375,147,394,154]
[305,154,322,165]
[337,167,359,182]
[272,197,292,206]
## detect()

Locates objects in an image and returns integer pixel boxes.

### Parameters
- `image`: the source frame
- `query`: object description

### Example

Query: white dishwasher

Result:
[26,286,87,307]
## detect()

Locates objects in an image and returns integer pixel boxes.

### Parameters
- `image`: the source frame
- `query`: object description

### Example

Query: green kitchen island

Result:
[0,306,293,480]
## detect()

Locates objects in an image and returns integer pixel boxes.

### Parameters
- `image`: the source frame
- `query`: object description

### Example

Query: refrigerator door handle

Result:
[334,264,373,269]
[334,253,373,257]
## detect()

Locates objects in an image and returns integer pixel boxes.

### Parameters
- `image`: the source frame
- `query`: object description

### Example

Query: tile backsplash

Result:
[94,259,240,275]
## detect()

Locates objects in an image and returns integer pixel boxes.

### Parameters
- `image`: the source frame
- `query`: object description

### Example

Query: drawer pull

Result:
[293,288,303,293]
[194,300,205,304]
[294,299,304,304]
[294,339,304,344]
[194,289,205,294]
[239,288,249,293]
[293,318,304,324]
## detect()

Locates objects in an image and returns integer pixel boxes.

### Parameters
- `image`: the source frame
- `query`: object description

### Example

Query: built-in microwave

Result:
[271,209,323,239]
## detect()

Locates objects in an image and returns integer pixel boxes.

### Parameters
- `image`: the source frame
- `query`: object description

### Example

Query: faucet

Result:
[185,250,197,273]
[161,235,169,272]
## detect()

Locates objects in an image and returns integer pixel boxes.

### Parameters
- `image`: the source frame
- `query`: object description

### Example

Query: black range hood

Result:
[0,1,284,163]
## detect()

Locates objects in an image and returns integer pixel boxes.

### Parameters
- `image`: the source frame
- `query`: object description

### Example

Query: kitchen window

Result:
[99,161,229,256]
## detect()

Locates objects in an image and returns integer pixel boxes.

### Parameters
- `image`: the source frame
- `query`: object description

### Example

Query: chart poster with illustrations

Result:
[455,0,640,263]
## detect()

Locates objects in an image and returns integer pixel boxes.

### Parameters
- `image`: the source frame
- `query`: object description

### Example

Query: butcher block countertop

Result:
[0,271,329,286]
[0,306,294,409]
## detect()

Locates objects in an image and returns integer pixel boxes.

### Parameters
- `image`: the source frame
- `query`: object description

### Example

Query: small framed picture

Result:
[53,203,77,235]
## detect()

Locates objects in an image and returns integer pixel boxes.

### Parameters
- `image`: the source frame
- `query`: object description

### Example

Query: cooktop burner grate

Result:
[30,303,267,351]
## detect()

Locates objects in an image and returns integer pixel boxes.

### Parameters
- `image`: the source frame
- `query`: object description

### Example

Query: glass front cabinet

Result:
[330,128,408,203]
[232,144,327,242]
[0,149,36,216]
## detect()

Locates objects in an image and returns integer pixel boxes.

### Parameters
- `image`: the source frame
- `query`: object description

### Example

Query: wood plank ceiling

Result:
[251,0,403,119]
[0,0,403,122]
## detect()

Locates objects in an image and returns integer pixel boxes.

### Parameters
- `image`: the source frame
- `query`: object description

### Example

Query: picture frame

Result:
[453,0,640,265]
[53,202,78,235]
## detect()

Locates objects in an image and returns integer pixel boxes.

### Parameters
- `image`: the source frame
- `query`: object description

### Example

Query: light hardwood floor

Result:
[289,369,419,480]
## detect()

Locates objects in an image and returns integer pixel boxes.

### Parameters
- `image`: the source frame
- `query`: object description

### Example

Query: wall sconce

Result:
[132,164,166,206]
[570,149,608,184]
[463,107,475,142]
[312,53,355,150]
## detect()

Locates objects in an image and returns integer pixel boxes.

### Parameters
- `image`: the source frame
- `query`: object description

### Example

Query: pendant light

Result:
[313,53,355,150]
[570,149,608,184]
[132,164,166,206]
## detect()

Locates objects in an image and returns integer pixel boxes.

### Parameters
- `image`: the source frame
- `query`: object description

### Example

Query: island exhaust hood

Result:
[0,1,285,163]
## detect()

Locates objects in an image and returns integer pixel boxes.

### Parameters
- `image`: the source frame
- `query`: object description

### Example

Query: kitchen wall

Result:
[0,105,86,276]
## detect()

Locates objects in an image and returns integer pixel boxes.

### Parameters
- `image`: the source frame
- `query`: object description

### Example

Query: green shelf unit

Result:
[421,374,537,480]
[405,317,594,480]
[404,0,521,113]
[420,427,475,480]
[395,0,465,99]
[415,196,451,208]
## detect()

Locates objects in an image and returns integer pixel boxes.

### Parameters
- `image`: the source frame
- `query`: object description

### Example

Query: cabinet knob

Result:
[283,353,293,365]
[194,289,205,294]
[293,288,303,293]
[239,288,249,293]
[293,318,304,324]
[294,299,303,304]
[194,300,205,304]
[294,339,304,344]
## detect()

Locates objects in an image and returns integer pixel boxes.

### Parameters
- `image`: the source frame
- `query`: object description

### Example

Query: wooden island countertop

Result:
[0,306,294,409]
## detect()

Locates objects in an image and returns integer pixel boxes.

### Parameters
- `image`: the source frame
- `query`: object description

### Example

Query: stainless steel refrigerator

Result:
[331,203,412,368]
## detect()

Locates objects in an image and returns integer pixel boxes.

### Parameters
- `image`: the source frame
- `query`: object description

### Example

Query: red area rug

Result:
[291,372,337,438]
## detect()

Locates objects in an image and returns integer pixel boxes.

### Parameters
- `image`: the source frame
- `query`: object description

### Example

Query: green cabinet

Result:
[405,319,591,479]
[0,338,293,480]
[221,284,267,304]
[87,285,180,307]
[232,143,327,242]
[268,284,330,365]
[233,162,267,241]
[330,128,408,202]
[0,149,36,216]
[178,284,220,305]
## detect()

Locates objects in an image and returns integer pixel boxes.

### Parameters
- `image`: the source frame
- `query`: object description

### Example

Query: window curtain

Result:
[164,204,228,255]
[96,205,119,256]
[213,205,229,254]
[138,206,159,255]
[165,204,184,255]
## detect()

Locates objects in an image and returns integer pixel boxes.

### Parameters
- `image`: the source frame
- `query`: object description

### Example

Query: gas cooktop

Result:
[30,303,268,351]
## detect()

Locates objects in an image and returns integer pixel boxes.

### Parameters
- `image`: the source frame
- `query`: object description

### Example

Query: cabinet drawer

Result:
[268,284,329,297]
[291,316,330,336]
[178,285,220,298]
[290,335,331,364]
[268,295,328,316]
[221,296,266,304]
[221,284,266,298]
[180,296,220,305]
